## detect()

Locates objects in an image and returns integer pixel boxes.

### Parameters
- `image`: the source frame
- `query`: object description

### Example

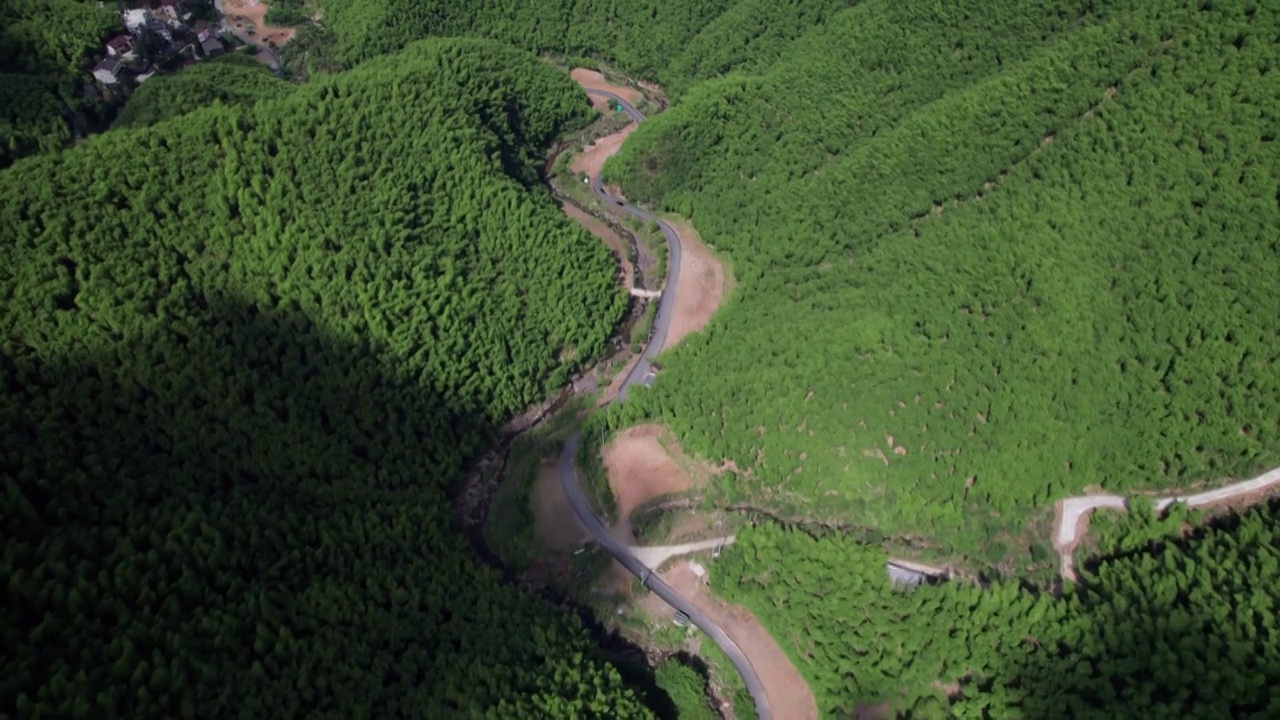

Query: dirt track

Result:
[1053,465,1280,580]
[663,561,819,720]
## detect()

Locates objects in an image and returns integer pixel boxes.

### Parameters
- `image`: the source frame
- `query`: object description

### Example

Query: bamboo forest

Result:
[2,39,642,718]
[3,0,1278,718]
[712,503,1280,718]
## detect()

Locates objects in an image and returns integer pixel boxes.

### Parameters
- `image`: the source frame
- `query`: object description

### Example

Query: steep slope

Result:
[605,0,1280,564]
[713,502,1280,718]
[0,0,120,166]
[114,55,291,129]
[1,38,645,719]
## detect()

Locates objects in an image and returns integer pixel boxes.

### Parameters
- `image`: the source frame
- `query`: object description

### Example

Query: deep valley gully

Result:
[458,68,1280,720]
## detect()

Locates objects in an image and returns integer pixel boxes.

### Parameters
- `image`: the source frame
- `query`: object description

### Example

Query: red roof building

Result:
[105,34,133,56]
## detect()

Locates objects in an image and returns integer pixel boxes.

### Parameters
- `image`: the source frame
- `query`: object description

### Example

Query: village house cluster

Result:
[93,0,229,87]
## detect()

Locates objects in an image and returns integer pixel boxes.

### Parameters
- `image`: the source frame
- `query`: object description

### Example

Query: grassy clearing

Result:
[483,394,595,570]
[618,214,668,288]
[577,418,620,524]
[629,301,657,352]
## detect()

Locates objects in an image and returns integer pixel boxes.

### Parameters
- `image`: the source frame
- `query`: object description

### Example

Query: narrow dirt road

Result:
[631,537,734,569]
[1053,465,1280,580]
[663,561,819,720]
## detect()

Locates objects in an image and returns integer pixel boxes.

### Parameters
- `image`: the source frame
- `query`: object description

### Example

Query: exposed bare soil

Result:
[225,0,295,48]
[570,123,637,179]
[531,458,591,551]
[571,68,642,108]
[561,203,634,290]
[663,561,818,720]
[662,219,729,351]
[602,424,696,534]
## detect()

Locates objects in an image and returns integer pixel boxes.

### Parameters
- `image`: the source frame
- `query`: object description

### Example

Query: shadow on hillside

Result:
[945,501,1280,719]
[2,294,674,716]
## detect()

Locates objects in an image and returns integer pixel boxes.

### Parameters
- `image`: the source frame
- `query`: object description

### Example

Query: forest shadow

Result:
[3,293,671,715]
[956,500,1280,718]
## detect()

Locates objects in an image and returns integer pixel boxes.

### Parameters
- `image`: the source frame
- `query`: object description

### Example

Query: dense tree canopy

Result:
[601,0,1280,564]
[8,0,1280,716]
[321,0,850,96]
[713,503,1280,718]
[315,0,1280,567]
[1,38,647,718]
[114,55,291,129]
[0,0,120,166]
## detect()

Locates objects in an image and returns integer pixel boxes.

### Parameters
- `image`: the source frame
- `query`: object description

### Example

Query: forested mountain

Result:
[602,0,1280,563]
[317,0,1280,567]
[1,38,647,718]
[713,503,1280,718]
[0,0,119,166]
[322,0,851,95]
[8,0,1280,717]
[114,55,290,129]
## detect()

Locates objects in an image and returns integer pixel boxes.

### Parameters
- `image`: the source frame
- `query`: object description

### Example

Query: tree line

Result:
[712,500,1280,718]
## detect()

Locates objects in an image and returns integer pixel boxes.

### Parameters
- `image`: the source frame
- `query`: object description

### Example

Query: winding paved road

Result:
[558,89,774,720]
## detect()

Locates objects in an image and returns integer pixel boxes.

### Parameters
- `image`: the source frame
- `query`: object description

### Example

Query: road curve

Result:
[559,88,774,720]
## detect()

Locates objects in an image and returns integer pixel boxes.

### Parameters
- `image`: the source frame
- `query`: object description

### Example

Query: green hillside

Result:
[6,0,1279,717]
[604,0,1280,564]
[115,55,291,129]
[0,0,120,166]
[713,502,1280,718]
[316,0,1280,567]
[321,0,849,95]
[1,38,645,718]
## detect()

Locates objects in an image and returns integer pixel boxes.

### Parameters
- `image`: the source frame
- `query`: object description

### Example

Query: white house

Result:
[123,8,150,33]
[93,57,122,85]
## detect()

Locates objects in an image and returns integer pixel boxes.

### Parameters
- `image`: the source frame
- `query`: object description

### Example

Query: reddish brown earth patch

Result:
[571,68,642,108]
[602,424,695,533]
[661,219,729,351]
[570,123,637,180]
[224,0,295,49]
[662,561,818,720]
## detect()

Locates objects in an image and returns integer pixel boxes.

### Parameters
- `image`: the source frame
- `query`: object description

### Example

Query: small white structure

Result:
[92,57,122,85]
[689,560,707,578]
[123,8,150,33]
